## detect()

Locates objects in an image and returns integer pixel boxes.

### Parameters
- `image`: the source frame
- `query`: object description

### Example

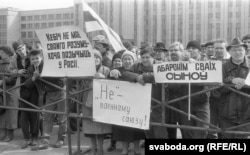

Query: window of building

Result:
[71,13,74,18]
[27,16,33,21]
[48,14,54,20]
[189,1,194,9]
[208,2,213,8]
[197,24,201,31]
[56,14,62,19]
[216,12,220,18]
[0,15,7,23]
[196,33,201,41]
[208,13,213,18]
[41,23,47,28]
[41,15,47,20]
[216,1,220,8]
[228,0,233,7]
[28,23,33,28]
[48,22,54,27]
[56,22,62,26]
[70,21,74,25]
[197,13,201,19]
[216,28,220,38]
[21,32,26,38]
[28,31,33,38]
[0,31,7,38]
[21,24,26,29]
[189,33,193,40]
[21,16,26,21]
[228,12,233,18]
[190,13,193,19]
[34,23,40,29]
[236,0,241,6]
[0,40,7,45]
[34,15,40,21]
[0,24,7,29]
[236,12,241,17]
[63,22,69,26]
[63,13,70,19]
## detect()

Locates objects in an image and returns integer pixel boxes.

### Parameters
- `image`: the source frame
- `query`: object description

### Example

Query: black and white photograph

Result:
[0,0,250,154]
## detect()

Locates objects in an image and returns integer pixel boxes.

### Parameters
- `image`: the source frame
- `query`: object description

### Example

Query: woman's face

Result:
[94,55,101,66]
[122,55,134,69]
[113,58,122,68]
[141,53,154,66]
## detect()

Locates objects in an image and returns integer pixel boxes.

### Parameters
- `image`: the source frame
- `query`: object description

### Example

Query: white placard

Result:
[36,26,95,77]
[93,79,152,130]
[153,61,223,83]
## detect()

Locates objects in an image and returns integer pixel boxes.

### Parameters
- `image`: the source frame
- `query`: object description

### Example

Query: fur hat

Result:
[186,40,201,51]
[121,50,136,62]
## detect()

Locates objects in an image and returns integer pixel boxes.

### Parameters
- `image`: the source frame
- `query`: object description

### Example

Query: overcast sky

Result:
[0,0,74,10]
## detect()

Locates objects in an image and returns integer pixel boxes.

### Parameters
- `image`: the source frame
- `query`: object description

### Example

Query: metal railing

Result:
[0,72,250,154]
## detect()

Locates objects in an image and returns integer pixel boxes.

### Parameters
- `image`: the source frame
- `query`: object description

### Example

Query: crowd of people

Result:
[0,33,250,155]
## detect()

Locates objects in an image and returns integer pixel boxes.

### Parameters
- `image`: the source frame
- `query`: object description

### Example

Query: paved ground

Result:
[0,125,147,155]
[0,125,182,155]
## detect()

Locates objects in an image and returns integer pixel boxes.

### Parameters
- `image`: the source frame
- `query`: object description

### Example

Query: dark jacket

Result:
[16,56,38,108]
[25,61,65,106]
[220,57,250,123]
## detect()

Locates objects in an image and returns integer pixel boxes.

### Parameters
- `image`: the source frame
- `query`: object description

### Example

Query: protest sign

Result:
[153,61,222,83]
[93,79,151,130]
[36,26,95,77]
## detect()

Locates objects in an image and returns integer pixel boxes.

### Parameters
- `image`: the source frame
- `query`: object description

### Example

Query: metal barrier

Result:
[0,72,250,155]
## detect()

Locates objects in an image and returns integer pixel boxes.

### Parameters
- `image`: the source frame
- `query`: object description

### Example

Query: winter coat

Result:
[220,57,250,124]
[0,57,19,129]
[82,65,111,135]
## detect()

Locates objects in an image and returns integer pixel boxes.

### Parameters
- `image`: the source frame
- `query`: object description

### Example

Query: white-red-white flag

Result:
[82,1,125,52]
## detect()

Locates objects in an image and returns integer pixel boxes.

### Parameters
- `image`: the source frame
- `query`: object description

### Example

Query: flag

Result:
[84,11,103,32]
[82,1,125,52]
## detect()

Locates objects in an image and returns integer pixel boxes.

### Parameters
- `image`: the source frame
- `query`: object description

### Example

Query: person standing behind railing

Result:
[8,40,41,148]
[0,45,17,142]
[220,37,250,139]
[82,49,111,155]
[8,40,30,143]
[24,49,66,150]
[206,39,228,139]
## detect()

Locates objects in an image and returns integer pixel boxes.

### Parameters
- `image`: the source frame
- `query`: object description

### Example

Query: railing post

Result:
[66,78,72,155]
[76,80,81,154]
[2,74,6,107]
[161,84,165,125]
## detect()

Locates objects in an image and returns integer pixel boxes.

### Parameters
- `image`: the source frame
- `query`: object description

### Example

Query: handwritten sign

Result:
[93,79,151,130]
[153,61,222,83]
[36,26,95,77]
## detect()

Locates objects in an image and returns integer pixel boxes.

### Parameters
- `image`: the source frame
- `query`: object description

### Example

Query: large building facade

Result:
[95,0,250,47]
[0,0,250,48]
